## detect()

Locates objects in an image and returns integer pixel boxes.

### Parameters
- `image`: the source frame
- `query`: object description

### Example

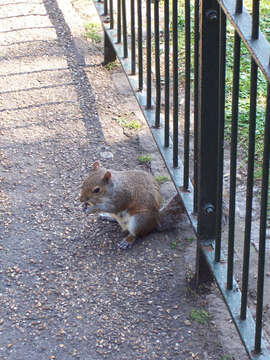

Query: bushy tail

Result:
[156,194,185,232]
[156,193,229,232]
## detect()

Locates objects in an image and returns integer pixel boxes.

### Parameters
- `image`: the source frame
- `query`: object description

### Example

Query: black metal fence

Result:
[92,0,270,358]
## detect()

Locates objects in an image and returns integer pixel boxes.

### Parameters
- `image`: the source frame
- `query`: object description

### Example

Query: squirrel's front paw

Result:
[82,204,97,215]
[118,235,135,250]
[99,213,117,222]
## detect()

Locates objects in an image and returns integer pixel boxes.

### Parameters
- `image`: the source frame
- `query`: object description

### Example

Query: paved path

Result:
[0,0,249,359]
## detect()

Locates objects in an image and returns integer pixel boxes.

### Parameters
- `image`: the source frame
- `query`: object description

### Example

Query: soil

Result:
[0,0,250,359]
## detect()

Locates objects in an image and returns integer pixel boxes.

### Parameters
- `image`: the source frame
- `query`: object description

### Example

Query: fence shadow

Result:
[43,0,104,142]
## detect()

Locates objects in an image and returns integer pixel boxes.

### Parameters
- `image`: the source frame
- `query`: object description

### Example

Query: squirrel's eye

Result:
[93,187,100,193]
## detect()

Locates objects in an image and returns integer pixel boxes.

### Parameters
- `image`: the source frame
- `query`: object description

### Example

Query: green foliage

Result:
[137,154,152,163]
[84,23,102,43]
[170,240,182,250]
[176,0,270,217]
[185,237,194,244]
[224,18,268,176]
[175,0,269,180]
[189,308,211,325]
[116,116,141,130]
[221,355,234,360]
[170,241,177,249]
[104,61,120,71]
[155,175,170,184]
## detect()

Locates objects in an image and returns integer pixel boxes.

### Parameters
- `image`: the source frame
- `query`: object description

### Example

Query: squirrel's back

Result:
[80,162,162,215]
[110,169,162,214]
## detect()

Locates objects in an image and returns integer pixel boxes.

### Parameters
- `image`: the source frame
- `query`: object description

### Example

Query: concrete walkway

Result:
[0,0,249,359]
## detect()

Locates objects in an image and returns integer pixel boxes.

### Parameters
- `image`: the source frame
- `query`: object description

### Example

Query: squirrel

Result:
[80,161,185,249]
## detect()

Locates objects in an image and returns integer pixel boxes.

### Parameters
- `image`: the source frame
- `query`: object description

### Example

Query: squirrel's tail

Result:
[156,194,185,232]
[156,194,229,232]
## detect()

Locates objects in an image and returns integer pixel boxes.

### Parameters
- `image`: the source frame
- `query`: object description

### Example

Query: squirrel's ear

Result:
[103,171,111,183]
[92,161,100,171]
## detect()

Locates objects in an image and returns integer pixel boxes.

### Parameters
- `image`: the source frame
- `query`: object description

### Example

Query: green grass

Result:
[137,154,152,163]
[155,175,170,184]
[116,116,141,130]
[221,355,234,360]
[185,237,194,244]
[170,240,182,250]
[170,240,178,249]
[189,308,211,325]
[84,23,102,43]
[104,61,120,71]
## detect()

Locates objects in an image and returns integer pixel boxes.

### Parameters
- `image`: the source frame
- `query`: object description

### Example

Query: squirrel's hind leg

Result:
[129,212,157,237]
[118,212,157,249]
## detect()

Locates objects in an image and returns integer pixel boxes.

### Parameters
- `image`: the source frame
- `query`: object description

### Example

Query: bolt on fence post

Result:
[196,0,220,286]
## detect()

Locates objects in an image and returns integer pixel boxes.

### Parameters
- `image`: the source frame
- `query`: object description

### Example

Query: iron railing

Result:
[92,0,270,358]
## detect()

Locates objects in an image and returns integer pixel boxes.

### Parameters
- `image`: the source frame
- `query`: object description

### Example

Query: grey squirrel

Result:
[80,161,185,249]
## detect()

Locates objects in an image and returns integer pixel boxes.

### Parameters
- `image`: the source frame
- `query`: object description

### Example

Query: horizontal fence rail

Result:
[92,0,270,358]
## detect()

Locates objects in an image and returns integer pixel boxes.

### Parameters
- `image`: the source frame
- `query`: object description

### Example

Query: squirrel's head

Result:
[80,161,112,207]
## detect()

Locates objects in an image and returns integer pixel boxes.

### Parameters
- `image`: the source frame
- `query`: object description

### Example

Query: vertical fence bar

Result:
[235,0,243,13]
[146,0,152,108]
[240,58,258,320]
[196,0,220,283]
[154,0,160,127]
[164,0,170,147]
[183,0,191,189]
[117,0,121,42]
[254,83,270,354]
[131,0,136,74]
[252,0,260,40]
[122,0,128,58]
[193,0,199,212]
[104,0,108,16]
[215,8,226,263]
[103,31,117,65]
[227,31,241,290]
[137,0,143,90]
[110,0,114,29]
[172,0,178,167]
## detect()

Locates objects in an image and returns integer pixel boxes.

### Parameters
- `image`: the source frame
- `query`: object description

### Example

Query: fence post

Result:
[196,0,220,285]
[103,31,117,65]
